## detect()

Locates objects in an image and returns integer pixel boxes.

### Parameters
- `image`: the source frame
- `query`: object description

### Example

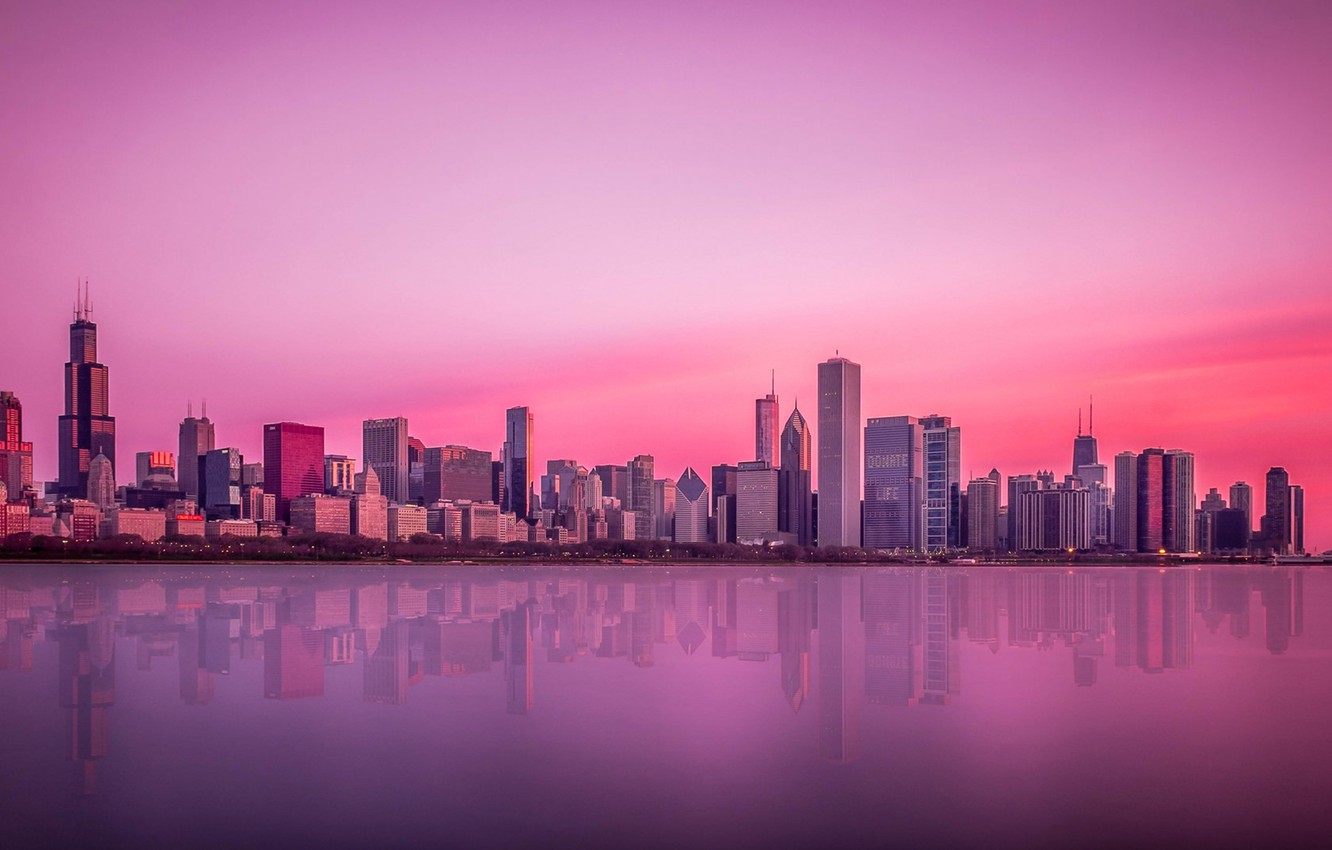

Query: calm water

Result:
[1,563,1329,849]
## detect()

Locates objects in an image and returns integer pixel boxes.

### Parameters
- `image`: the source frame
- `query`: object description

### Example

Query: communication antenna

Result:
[187,400,193,419]
[770,368,775,396]
[1089,395,1094,435]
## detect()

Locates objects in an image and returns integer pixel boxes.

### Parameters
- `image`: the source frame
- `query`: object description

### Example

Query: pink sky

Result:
[2,1,1330,549]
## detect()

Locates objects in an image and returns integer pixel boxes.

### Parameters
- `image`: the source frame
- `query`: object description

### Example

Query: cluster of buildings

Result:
[0,294,1311,556]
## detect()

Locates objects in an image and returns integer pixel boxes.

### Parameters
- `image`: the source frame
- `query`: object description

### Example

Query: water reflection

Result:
[0,565,1317,800]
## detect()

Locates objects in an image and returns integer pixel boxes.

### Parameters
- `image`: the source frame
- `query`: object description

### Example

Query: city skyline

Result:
[1,2,1329,549]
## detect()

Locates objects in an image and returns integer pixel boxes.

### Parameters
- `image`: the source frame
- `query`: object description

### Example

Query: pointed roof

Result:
[676,467,708,503]
[355,463,381,497]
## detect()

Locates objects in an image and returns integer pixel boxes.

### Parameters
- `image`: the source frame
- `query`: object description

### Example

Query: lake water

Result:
[1,563,1329,848]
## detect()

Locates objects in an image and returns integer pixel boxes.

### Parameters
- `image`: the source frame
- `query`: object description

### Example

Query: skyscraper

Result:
[58,284,116,496]
[736,461,779,543]
[263,422,325,522]
[177,405,215,500]
[627,454,655,540]
[674,467,709,544]
[864,416,922,551]
[1261,467,1292,555]
[966,474,999,550]
[920,414,961,550]
[1071,403,1098,475]
[1163,449,1195,553]
[779,405,813,546]
[423,445,492,504]
[199,448,243,520]
[1230,481,1253,534]
[756,375,779,467]
[0,391,34,497]
[1136,448,1166,552]
[363,417,409,505]
[1114,452,1138,550]
[1290,484,1305,555]
[87,453,115,510]
[503,407,534,519]
[817,356,861,548]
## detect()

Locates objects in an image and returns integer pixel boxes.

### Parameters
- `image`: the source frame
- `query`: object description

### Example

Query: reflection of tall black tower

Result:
[58,282,116,496]
[503,601,534,714]
[818,571,864,764]
[57,619,116,795]
[778,575,813,712]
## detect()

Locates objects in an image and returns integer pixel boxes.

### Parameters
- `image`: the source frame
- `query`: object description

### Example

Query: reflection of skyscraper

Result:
[863,573,917,706]
[818,571,864,763]
[817,356,861,548]
[778,576,813,711]
[734,579,779,660]
[263,625,325,700]
[364,619,410,704]
[58,286,117,496]
[57,619,115,795]
[503,601,534,714]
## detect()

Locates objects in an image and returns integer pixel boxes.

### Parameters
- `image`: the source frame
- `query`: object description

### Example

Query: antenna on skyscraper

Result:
[188,400,193,419]
[202,398,207,419]
[1078,408,1082,436]
[1089,395,1094,435]
[771,368,775,396]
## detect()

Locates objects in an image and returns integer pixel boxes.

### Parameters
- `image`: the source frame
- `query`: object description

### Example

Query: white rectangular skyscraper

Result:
[817,356,861,548]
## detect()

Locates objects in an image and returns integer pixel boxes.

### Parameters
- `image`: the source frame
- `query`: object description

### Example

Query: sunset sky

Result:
[2,1,1329,549]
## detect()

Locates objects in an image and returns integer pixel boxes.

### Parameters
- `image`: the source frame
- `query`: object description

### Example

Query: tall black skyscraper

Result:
[58,282,115,496]
[1072,401,1097,476]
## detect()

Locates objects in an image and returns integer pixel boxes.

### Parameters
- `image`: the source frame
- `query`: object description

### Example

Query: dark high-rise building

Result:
[711,463,738,544]
[627,454,655,540]
[491,460,505,507]
[1114,452,1138,550]
[503,407,534,518]
[864,416,922,551]
[1136,449,1166,552]
[593,464,628,503]
[177,406,215,500]
[57,285,116,496]
[1071,404,1098,475]
[779,406,813,546]
[1229,481,1253,534]
[363,417,409,505]
[0,391,34,497]
[1291,485,1305,555]
[423,445,493,504]
[1261,467,1292,555]
[199,448,243,520]
[263,422,325,522]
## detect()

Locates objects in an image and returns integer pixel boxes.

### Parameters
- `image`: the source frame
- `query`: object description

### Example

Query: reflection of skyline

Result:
[0,565,1315,789]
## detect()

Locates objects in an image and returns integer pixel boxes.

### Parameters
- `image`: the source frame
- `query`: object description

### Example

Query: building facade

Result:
[863,416,921,551]
[58,288,116,496]
[363,417,409,505]
[817,356,861,548]
[263,422,325,523]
